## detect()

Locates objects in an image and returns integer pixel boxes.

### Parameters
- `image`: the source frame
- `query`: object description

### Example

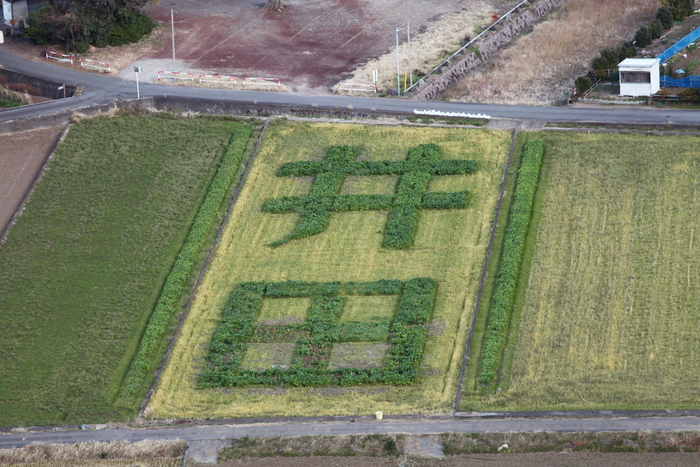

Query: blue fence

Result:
[660,75,700,88]
[657,27,700,63]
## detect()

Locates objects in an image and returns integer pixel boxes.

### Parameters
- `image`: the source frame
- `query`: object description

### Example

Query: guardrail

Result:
[198,74,238,85]
[337,83,377,93]
[242,77,281,89]
[404,0,530,94]
[157,71,196,82]
[45,51,74,66]
[80,59,111,74]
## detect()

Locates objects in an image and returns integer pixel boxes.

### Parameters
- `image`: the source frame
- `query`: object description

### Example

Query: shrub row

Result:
[265,144,475,248]
[477,140,544,388]
[119,129,251,397]
[199,278,437,387]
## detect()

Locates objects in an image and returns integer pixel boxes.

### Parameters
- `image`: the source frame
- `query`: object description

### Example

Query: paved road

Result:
[1,48,699,125]
[2,416,700,448]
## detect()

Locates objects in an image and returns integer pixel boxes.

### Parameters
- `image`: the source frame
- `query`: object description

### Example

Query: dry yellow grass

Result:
[0,440,186,465]
[463,131,700,411]
[147,121,510,419]
[447,0,661,105]
[342,1,498,91]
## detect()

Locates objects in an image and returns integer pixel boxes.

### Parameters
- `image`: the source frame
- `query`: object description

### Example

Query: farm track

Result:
[3,47,700,444]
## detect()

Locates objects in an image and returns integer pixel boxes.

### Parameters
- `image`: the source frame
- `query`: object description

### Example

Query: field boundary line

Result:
[0,124,71,245]
[139,118,272,417]
[452,125,521,414]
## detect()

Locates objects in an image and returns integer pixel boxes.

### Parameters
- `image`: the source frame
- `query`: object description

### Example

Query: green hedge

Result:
[264,144,477,249]
[199,278,437,387]
[119,128,251,397]
[477,140,544,388]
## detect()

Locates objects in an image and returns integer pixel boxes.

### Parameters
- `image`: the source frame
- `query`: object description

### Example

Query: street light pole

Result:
[407,21,412,88]
[396,26,402,96]
[171,9,176,72]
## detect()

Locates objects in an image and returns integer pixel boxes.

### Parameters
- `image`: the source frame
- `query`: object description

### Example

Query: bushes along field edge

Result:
[476,139,544,389]
[118,128,251,398]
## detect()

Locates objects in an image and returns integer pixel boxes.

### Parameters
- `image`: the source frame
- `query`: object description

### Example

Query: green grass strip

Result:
[477,139,544,388]
[119,128,251,397]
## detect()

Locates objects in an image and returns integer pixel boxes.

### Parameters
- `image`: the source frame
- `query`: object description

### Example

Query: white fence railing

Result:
[198,74,238,85]
[338,83,377,93]
[157,71,196,82]
[242,77,281,89]
[80,59,111,74]
[45,51,74,66]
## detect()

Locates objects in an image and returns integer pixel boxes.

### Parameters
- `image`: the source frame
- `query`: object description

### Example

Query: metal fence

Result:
[660,75,700,88]
[657,27,700,64]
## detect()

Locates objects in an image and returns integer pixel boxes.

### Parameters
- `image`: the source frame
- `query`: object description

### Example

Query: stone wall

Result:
[413,0,565,101]
[0,69,78,100]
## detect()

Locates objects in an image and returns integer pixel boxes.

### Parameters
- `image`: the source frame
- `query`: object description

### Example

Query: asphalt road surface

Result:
[1,48,699,126]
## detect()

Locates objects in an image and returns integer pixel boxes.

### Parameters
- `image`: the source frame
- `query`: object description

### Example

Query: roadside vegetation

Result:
[461,131,700,411]
[148,120,510,419]
[0,113,255,427]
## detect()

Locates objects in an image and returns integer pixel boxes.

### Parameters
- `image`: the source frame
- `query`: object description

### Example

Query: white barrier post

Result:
[338,83,377,94]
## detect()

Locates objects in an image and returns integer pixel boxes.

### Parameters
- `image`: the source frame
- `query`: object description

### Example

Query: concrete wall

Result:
[0,69,78,100]
[413,0,565,101]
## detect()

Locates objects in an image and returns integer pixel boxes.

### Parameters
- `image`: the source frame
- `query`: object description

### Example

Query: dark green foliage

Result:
[619,41,637,60]
[120,128,252,397]
[108,11,155,46]
[656,6,674,29]
[634,27,652,48]
[574,76,593,95]
[26,0,153,52]
[591,43,636,75]
[264,144,476,249]
[663,0,694,21]
[477,140,544,388]
[199,278,437,387]
[649,19,664,39]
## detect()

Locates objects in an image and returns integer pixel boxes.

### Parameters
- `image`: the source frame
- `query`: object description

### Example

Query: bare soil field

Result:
[141,0,511,93]
[0,126,63,237]
[211,452,700,467]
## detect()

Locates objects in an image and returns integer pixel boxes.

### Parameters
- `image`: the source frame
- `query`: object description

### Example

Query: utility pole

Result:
[171,9,176,72]
[10,0,15,36]
[407,21,412,88]
[396,26,402,96]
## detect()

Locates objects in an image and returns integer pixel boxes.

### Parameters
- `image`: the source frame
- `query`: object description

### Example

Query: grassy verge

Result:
[0,114,252,427]
[464,131,700,410]
[475,139,543,390]
[218,431,700,460]
[149,120,511,418]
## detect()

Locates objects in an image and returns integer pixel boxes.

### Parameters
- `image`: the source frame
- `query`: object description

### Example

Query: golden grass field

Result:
[463,131,700,411]
[148,121,510,418]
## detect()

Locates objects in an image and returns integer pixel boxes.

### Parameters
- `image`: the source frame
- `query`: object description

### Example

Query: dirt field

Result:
[0,127,63,237]
[211,452,700,467]
[141,0,502,93]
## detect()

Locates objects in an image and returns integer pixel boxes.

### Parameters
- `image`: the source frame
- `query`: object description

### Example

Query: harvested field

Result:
[0,114,252,427]
[446,0,661,105]
[0,127,63,237]
[149,121,510,419]
[462,131,700,411]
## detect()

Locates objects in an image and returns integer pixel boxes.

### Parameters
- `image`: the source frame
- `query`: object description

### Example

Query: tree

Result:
[649,19,664,39]
[263,0,284,11]
[663,0,694,22]
[634,26,652,48]
[656,6,674,29]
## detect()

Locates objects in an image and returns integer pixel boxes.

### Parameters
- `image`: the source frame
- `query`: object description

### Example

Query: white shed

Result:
[618,58,660,97]
[2,0,28,28]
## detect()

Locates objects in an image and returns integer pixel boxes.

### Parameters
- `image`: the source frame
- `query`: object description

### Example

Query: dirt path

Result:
[0,127,63,238]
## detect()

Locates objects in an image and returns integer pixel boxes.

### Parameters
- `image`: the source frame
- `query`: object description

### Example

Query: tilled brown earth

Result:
[144,0,480,93]
[0,127,63,237]
[213,452,700,466]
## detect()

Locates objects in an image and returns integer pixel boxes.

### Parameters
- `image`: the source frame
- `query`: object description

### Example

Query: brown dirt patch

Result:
[211,452,700,467]
[0,126,63,236]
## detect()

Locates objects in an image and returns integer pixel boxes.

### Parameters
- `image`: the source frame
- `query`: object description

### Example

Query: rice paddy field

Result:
[461,131,700,411]
[148,121,511,418]
[0,114,253,427]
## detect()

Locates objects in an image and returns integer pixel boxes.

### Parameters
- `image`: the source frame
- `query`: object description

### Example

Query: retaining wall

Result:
[0,69,78,99]
[413,0,565,101]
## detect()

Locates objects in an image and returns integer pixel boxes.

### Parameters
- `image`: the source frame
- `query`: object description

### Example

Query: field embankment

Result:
[148,120,511,419]
[0,114,253,427]
[462,131,700,411]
